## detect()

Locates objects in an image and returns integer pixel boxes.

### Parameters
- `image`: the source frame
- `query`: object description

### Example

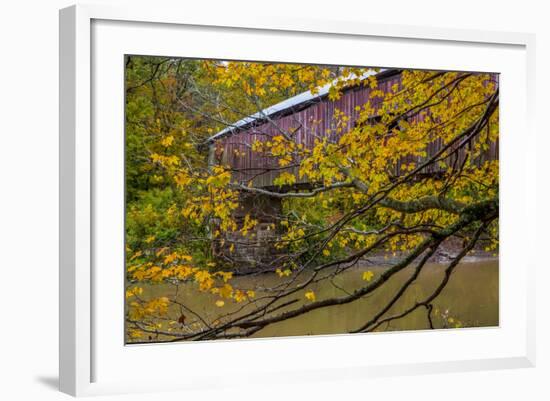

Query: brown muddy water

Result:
[129,259,498,342]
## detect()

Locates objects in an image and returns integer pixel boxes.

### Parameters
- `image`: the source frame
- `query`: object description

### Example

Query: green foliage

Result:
[126,188,182,250]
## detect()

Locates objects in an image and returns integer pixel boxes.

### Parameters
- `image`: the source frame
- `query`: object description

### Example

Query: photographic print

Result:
[124,57,499,343]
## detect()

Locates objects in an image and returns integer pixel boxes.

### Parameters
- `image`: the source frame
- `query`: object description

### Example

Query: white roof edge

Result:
[207,68,384,142]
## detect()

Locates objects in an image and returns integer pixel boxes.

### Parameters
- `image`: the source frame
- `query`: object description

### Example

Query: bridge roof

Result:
[207,68,396,143]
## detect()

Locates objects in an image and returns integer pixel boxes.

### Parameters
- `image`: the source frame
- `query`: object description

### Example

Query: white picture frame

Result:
[59,3,536,397]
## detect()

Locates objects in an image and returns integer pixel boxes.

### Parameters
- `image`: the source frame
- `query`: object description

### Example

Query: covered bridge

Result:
[205,69,499,267]
[207,69,498,190]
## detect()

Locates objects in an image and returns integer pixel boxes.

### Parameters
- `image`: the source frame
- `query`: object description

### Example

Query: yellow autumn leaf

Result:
[218,283,233,298]
[163,252,177,264]
[276,268,292,277]
[234,290,246,303]
[216,271,233,283]
[305,290,316,301]
[125,286,143,298]
[161,135,174,147]
[362,271,375,282]
[273,171,296,187]
[215,300,225,307]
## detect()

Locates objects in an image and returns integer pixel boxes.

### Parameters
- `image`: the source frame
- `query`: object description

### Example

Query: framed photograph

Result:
[59,4,536,396]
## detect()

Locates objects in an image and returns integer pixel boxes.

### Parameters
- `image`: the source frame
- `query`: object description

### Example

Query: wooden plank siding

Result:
[209,70,499,190]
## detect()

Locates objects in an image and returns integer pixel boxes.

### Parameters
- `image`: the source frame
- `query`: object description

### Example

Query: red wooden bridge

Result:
[206,69,499,191]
